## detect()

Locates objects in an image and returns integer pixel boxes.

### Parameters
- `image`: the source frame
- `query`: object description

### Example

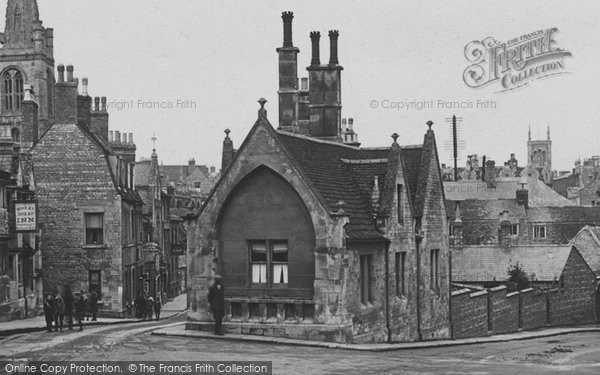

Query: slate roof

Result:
[75,123,143,205]
[276,131,433,241]
[527,206,600,223]
[453,245,574,282]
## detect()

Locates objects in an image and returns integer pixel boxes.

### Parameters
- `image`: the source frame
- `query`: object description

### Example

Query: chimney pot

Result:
[129,133,133,144]
[109,131,114,142]
[281,11,294,48]
[57,64,65,83]
[101,97,107,111]
[115,131,121,143]
[328,30,339,65]
[310,31,321,65]
[66,65,74,82]
[94,97,100,111]
[82,78,89,96]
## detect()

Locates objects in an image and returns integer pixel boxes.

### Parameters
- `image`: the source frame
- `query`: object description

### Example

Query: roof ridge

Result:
[276,130,361,150]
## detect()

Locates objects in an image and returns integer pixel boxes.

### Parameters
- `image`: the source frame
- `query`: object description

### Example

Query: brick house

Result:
[186,11,450,343]
[30,66,144,316]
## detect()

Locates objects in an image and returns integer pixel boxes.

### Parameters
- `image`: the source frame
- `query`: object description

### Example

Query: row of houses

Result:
[0,0,218,320]
[184,11,600,343]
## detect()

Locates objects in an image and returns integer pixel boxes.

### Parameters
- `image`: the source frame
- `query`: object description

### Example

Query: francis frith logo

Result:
[463,28,572,91]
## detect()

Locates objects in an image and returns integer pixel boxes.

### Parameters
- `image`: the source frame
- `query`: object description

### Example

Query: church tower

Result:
[0,0,55,146]
[527,125,552,184]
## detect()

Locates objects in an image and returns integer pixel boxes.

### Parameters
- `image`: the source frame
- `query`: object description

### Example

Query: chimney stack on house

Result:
[516,183,529,209]
[498,210,512,248]
[277,12,300,132]
[77,77,92,130]
[54,64,79,124]
[307,29,343,140]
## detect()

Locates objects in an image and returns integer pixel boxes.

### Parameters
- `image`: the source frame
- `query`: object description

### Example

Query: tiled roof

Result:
[453,245,573,282]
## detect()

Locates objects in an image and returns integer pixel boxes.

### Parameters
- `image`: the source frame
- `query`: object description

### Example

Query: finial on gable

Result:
[224,128,231,138]
[426,120,433,130]
[391,133,399,143]
[258,98,267,118]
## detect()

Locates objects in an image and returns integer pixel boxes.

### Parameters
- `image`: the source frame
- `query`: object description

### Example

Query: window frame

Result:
[533,225,547,239]
[1,68,24,113]
[359,253,373,305]
[395,252,407,297]
[84,212,104,245]
[510,224,519,236]
[248,239,289,287]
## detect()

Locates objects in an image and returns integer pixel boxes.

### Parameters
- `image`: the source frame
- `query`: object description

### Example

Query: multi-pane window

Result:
[249,240,288,285]
[360,254,373,305]
[395,252,406,297]
[85,213,104,245]
[533,225,546,239]
[2,69,23,112]
[250,241,267,283]
[271,241,288,284]
[430,249,439,291]
[510,224,519,235]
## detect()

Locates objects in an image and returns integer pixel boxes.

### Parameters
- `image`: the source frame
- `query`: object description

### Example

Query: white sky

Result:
[11,0,600,171]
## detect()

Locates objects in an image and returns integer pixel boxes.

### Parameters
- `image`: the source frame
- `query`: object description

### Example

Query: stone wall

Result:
[450,252,597,339]
[31,124,124,315]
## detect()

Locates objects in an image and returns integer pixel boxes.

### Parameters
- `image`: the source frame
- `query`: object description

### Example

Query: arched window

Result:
[2,69,24,113]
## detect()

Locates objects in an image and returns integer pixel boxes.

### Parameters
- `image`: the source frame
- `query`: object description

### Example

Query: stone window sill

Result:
[82,244,108,250]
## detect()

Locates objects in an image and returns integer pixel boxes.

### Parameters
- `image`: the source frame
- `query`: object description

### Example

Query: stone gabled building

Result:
[30,65,144,316]
[186,11,450,344]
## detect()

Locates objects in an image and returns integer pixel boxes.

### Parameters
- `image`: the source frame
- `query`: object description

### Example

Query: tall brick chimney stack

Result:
[22,85,39,144]
[277,11,300,132]
[307,30,343,140]
[221,129,234,172]
[282,11,294,48]
[90,96,109,141]
[329,30,339,65]
[310,31,320,66]
[77,77,92,130]
[54,64,79,124]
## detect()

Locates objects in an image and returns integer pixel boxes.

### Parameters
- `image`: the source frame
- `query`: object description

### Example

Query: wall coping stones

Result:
[470,290,488,298]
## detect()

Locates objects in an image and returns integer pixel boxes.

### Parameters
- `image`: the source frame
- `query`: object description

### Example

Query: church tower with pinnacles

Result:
[0,0,54,146]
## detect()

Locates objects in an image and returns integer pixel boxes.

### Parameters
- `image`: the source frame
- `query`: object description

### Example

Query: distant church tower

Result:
[527,125,552,184]
[0,0,55,146]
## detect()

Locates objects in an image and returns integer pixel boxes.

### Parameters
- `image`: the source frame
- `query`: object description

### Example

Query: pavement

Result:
[152,323,600,352]
[0,292,188,336]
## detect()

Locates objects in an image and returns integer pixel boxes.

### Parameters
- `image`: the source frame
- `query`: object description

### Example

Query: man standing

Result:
[63,288,74,330]
[74,291,85,331]
[43,293,54,332]
[89,290,99,321]
[207,275,225,335]
[53,290,65,332]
